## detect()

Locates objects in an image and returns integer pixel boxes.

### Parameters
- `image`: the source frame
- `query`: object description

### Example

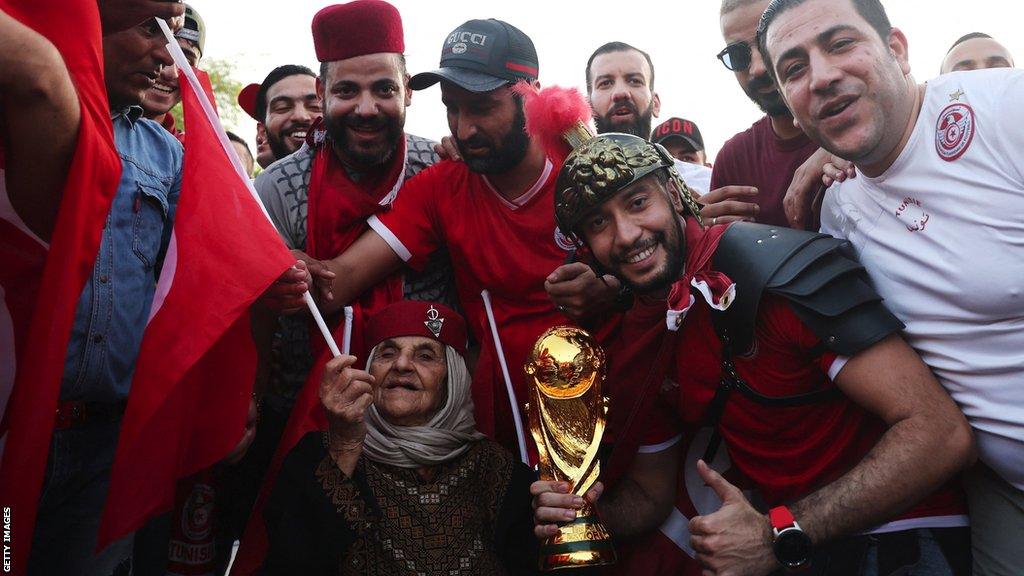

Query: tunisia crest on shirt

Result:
[935,102,975,162]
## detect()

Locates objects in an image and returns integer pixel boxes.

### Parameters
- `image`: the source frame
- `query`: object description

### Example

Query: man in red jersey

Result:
[532,132,974,575]
[293,18,573,456]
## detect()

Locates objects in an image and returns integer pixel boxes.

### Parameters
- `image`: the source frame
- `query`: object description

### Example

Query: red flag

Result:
[230,304,378,574]
[229,366,333,574]
[97,65,294,545]
[0,0,120,572]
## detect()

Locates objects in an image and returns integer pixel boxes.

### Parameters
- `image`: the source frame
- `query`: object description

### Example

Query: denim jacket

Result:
[61,107,183,402]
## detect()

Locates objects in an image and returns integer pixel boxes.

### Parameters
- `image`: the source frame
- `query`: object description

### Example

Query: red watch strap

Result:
[770,505,797,530]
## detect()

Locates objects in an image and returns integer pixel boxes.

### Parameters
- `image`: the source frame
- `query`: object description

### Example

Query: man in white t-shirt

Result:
[758,0,1024,574]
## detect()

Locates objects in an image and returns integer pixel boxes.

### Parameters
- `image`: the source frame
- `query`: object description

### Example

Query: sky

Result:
[194,0,1024,161]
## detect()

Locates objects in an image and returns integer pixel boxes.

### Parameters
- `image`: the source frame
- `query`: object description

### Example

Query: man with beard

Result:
[587,42,659,138]
[544,42,715,326]
[256,0,451,402]
[705,0,822,229]
[250,4,455,534]
[289,17,576,458]
[532,132,973,576]
[140,3,203,140]
[758,0,1024,572]
[255,64,321,166]
[585,41,712,195]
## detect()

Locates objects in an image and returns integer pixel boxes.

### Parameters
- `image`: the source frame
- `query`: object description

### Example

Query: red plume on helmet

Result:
[512,81,595,165]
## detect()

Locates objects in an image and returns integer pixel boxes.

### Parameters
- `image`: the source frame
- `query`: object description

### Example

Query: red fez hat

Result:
[312,0,405,63]
[237,83,260,122]
[365,301,468,356]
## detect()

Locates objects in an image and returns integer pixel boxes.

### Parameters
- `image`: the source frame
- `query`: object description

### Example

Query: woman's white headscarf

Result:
[361,344,485,468]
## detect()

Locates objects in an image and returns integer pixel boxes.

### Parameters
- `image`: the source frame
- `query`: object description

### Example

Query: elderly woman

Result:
[262,301,538,575]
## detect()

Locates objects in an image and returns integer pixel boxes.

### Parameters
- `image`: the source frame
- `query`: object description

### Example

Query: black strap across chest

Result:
[699,329,840,464]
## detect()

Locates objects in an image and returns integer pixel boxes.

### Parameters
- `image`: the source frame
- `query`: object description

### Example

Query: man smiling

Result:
[533,132,973,576]
[256,0,451,406]
[29,13,185,575]
[140,3,203,139]
[758,0,1024,572]
[278,17,578,457]
[256,65,321,163]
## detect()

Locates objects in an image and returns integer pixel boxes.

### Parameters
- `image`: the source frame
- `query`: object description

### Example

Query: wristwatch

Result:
[769,506,812,569]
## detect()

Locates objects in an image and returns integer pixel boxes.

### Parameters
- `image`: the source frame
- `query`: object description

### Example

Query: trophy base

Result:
[539,504,617,571]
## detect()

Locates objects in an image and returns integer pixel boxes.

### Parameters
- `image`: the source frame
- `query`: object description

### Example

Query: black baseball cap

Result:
[409,19,539,93]
[651,117,705,152]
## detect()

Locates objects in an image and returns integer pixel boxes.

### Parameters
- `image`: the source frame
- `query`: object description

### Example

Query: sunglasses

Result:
[717,41,753,72]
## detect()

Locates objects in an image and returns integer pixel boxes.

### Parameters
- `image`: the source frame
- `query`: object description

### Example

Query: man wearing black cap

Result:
[140,3,204,140]
[652,117,710,168]
[291,18,577,457]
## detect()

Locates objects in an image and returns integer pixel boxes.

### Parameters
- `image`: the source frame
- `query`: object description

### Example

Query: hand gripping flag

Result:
[97,51,295,544]
[0,0,121,572]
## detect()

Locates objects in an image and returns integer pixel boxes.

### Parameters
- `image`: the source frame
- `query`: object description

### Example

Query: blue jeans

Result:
[860,528,965,576]
[964,462,1024,576]
[29,422,133,576]
[804,527,970,575]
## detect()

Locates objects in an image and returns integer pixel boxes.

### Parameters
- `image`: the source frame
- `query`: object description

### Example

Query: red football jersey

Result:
[634,294,965,521]
[369,158,573,454]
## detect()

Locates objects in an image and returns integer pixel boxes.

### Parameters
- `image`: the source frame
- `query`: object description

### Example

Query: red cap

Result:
[312,0,405,63]
[237,83,260,121]
[365,301,467,356]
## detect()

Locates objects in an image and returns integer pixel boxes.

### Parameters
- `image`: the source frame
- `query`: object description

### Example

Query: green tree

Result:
[168,57,243,133]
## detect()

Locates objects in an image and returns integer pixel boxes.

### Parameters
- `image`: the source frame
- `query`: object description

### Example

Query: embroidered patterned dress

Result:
[261,433,539,575]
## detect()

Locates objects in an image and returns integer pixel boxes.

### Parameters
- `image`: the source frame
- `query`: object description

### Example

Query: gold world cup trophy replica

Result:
[525,326,616,570]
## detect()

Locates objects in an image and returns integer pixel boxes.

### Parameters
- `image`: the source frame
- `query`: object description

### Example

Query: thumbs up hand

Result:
[688,460,778,576]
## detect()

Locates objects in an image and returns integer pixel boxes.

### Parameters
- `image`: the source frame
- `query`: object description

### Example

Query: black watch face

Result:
[773,527,812,568]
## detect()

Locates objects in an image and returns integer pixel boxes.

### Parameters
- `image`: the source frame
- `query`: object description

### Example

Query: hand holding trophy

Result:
[525,326,616,570]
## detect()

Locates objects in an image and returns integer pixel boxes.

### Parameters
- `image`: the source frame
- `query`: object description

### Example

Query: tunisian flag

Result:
[96,57,295,545]
[0,0,121,572]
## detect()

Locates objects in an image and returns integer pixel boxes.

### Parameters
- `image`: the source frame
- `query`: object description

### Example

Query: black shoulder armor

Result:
[710,223,904,357]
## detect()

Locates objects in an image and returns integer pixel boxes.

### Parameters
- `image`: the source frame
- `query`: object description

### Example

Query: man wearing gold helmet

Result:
[531,131,974,575]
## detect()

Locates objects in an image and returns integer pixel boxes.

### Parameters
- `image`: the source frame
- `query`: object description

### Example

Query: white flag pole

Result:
[158,19,341,359]
[481,290,529,464]
[341,306,354,356]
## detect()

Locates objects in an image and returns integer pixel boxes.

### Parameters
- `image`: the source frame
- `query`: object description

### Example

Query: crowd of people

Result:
[0,0,1021,575]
